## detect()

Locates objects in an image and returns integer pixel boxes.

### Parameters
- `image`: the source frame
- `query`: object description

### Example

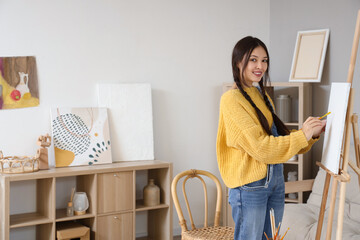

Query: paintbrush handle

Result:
[70,187,75,202]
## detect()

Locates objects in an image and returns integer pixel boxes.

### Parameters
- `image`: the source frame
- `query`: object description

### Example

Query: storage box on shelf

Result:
[0,160,173,240]
[221,82,312,227]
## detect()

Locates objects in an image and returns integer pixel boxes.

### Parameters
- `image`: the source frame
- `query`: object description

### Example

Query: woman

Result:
[216,36,326,240]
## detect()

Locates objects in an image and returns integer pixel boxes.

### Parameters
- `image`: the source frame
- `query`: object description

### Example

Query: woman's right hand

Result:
[301,117,324,141]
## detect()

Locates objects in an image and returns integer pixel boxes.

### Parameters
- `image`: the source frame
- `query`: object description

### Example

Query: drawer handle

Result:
[113,174,117,177]
[114,216,120,220]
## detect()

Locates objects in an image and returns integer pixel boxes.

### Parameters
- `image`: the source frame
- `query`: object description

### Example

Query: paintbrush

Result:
[70,187,75,202]
[319,111,331,120]
[270,208,275,239]
[280,228,290,240]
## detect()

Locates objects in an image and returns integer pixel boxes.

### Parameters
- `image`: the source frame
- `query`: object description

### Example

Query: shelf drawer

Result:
[97,171,134,214]
[97,212,133,240]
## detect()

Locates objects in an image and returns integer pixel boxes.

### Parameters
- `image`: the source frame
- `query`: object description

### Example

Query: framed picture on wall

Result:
[289,29,329,82]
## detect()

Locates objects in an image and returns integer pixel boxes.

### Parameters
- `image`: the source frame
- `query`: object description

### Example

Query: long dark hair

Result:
[232,36,289,136]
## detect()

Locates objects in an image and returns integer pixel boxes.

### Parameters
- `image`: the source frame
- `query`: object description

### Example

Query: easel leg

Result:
[333,86,354,240]
[315,172,331,240]
[351,114,360,186]
[325,178,338,240]
[336,181,347,240]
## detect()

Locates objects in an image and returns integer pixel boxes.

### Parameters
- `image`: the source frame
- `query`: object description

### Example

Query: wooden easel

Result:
[315,10,360,240]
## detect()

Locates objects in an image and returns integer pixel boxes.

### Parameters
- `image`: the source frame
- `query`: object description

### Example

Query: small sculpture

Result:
[37,134,51,170]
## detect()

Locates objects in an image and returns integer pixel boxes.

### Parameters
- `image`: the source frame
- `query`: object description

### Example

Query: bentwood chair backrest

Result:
[171,169,233,240]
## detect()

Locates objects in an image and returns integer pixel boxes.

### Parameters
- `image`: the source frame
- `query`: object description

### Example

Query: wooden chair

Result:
[171,169,234,240]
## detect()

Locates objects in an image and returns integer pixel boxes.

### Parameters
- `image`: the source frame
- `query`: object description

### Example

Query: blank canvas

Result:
[321,82,351,174]
[97,83,154,161]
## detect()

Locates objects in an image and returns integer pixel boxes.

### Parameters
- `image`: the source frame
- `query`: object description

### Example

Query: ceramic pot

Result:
[143,179,160,206]
[276,95,291,122]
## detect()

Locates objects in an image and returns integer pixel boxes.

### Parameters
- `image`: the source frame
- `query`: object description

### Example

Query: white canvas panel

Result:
[321,82,351,174]
[97,83,154,161]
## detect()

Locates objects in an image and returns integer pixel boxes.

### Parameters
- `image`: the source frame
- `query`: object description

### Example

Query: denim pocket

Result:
[229,188,241,206]
[240,176,268,191]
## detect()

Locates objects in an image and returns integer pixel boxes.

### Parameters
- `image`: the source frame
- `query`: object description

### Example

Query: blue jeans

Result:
[228,164,285,240]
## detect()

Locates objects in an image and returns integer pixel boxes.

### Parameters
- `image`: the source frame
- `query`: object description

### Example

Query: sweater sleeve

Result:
[299,137,319,154]
[289,128,320,154]
[221,92,310,164]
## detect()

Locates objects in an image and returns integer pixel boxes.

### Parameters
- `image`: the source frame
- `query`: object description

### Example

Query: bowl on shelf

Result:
[0,150,39,174]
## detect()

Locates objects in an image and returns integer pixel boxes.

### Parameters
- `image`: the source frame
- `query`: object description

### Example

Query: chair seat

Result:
[182,226,234,240]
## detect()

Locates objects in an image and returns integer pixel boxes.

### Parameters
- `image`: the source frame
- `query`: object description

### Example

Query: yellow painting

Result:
[0,56,39,109]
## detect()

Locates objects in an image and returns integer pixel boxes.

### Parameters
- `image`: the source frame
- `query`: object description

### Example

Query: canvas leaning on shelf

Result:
[97,83,155,161]
[51,107,112,167]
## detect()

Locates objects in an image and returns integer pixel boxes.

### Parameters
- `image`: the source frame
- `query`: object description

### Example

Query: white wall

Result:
[0,0,269,238]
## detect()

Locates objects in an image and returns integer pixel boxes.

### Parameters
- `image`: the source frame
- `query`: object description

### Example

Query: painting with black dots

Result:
[51,107,112,167]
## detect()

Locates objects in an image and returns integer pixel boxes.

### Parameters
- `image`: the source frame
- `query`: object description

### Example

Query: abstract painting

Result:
[51,107,112,167]
[0,56,39,109]
[98,83,154,161]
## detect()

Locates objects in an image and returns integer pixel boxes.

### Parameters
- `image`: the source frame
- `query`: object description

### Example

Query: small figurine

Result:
[37,134,51,170]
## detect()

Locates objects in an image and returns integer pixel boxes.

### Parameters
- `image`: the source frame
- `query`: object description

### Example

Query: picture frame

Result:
[289,29,329,82]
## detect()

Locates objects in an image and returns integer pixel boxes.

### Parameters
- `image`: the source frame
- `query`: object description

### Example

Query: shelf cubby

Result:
[135,166,172,239]
[55,174,96,221]
[10,223,53,240]
[10,178,54,229]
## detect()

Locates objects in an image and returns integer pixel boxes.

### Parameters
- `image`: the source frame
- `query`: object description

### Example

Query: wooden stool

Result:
[56,222,90,240]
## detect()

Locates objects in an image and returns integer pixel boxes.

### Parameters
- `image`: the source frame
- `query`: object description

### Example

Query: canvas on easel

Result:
[321,82,351,174]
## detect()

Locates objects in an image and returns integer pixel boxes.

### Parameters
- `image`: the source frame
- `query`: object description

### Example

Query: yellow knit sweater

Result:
[216,87,317,188]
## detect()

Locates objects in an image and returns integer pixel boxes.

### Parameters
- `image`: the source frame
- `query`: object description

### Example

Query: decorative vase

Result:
[143,179,160,206]
[73,192,89,215]
[16,72,30,97]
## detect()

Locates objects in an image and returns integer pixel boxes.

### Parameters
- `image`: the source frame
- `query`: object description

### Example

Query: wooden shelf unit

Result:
[0,160,173,240]
[221,82,312,227]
